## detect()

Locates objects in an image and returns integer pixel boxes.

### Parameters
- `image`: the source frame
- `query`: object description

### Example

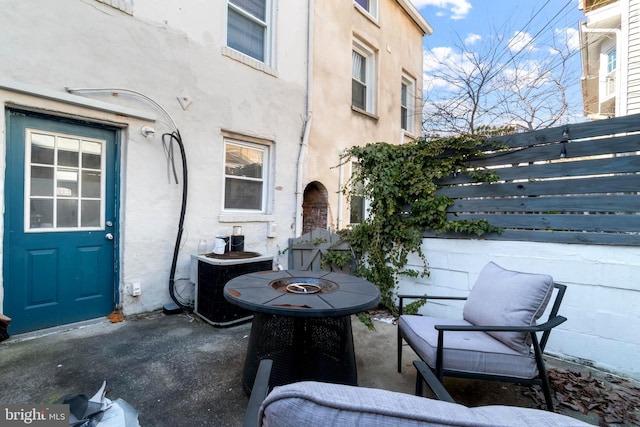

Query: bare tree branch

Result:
[423,25,580,135]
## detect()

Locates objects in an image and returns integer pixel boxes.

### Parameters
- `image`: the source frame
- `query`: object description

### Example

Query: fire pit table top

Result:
[223,270,380,318]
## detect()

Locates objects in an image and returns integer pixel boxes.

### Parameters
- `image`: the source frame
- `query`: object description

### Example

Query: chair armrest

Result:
[398,294,467,316]
[434,315,567,333]
[243,359,273,427]
[413,361,455,402]
[432,316,567,377]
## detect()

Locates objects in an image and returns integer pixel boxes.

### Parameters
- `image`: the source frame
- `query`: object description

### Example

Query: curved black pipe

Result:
[164,130,192,312]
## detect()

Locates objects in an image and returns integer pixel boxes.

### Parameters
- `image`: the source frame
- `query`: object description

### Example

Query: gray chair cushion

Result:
[399,315,539,378]
[258,381,590,427]
[462,262,554,354]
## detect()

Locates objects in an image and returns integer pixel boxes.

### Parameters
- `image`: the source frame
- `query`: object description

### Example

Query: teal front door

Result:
[4,110,118,334]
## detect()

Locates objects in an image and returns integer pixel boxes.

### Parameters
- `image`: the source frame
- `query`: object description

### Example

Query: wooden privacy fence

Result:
[288,229,353,273]
[430,114,640,246]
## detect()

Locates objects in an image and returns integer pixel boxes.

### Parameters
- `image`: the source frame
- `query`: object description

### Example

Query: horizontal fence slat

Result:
[448,213,640,233]
[448,195,640,213]
[438,175,639,198]
[423,229,640,246]
[487,114,640,149]
[442,155,640,184]
[478,134,640,166]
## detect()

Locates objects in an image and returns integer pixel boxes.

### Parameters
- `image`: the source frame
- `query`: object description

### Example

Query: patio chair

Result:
[244,359,589,427]
[397,262,567,411]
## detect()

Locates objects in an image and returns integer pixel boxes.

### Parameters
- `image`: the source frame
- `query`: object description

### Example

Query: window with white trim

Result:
[605,47,616,97]
[227,0,271,64]
[401,75,416,134]
[352,41,376,113]
[354,0,379,19]
[224,139,269,212]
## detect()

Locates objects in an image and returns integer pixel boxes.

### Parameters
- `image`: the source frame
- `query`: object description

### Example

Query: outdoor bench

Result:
[243,359,590,427]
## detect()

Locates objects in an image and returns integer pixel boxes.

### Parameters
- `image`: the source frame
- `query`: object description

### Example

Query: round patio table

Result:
[223,270,380,394]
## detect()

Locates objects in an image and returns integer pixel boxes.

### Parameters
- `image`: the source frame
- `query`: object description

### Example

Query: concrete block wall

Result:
[397,238,640,381]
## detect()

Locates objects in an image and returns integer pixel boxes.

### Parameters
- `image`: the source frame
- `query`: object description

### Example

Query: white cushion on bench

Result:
[258,381,590,427]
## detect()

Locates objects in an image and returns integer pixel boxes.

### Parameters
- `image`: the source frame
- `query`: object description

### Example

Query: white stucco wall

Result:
[398,238,640,381]
[0,0,308,320]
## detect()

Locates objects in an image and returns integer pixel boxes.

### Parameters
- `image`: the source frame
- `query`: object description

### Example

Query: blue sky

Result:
[410,0,586,127]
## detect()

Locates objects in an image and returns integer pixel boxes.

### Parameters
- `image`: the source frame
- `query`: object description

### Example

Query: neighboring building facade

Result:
[0,0,309,333]
[579,0,640,118]
[299,0,432,233]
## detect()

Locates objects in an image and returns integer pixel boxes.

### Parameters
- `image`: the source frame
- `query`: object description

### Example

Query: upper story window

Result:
[354,0,379,19]
[352,41,376,114]
[605,48,617,97]
[227,0,271,64]
[224,139,269,212]
[401,75,416,134]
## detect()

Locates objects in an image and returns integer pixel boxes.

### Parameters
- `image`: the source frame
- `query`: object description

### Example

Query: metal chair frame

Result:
[397,283,567,411]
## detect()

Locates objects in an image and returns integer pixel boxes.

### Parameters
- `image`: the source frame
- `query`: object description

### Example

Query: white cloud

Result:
[465,33,482,45]
[508,31,537,52]
[555,27,580,51]
[423,46,455,72]
[423,46,482,92]
[502,60,548,86]
[411,0,472,20]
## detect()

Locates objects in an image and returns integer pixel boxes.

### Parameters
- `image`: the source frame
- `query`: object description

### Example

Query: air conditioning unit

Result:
[191,254,273,327]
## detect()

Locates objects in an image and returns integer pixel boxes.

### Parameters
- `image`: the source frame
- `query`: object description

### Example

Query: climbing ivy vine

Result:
[338,135,502,316]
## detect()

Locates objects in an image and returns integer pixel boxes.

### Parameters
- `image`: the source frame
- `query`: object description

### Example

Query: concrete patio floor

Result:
[0,310,635,426]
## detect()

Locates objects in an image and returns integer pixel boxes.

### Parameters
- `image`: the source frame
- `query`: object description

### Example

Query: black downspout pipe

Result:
[164,130,192,312]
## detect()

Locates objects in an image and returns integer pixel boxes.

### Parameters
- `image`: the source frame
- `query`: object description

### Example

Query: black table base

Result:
[242,313,357,394]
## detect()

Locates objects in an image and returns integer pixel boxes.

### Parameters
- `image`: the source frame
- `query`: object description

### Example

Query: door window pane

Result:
[82,171,102,198]
[30,199,53,229]
[57,199,78,228]
[82,141,102,169]
[31,133,55,165]
[26,129,106,231]
[81,200,101,227]
[57,137,80,167]
[30,166,54,197]
[56,169,79,197]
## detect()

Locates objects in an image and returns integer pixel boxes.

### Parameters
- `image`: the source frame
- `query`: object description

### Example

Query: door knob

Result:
[106,233,114,240]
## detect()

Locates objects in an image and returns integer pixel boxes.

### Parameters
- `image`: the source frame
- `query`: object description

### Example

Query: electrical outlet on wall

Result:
[131,282,142,296]
[267,222,277,238]
[125,281,142,297]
